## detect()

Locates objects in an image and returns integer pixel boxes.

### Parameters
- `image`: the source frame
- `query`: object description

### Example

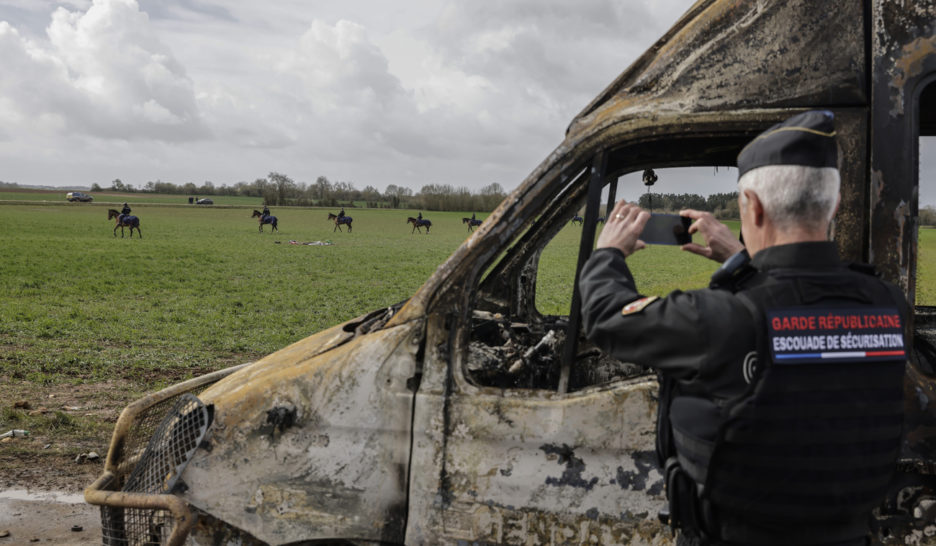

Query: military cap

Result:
[737,110,837,177]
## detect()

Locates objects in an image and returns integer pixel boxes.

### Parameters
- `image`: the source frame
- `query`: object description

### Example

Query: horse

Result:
[598,217,606,224]
[407,217,432,234]
[327,213,353,232]
[108,209,142,238]
[462,217,483,231]
[571,215,583,226]
[252,210,278,232]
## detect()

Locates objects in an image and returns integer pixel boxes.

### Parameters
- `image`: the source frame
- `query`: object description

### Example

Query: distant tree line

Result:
[88,174,508,212]
[637,192,740,219]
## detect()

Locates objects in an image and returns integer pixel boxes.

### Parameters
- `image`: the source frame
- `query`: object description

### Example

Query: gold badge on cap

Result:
[621,296,659,316]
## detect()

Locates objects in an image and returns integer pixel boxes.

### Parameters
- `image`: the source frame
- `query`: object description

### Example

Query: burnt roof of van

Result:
[566,0,866,141]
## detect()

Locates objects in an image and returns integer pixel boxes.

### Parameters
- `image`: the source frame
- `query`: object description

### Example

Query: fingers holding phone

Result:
[596,202,650,257]
[679,209,744,263]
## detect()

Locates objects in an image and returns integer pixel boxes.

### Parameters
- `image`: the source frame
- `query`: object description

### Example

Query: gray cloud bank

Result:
[0,0,721,193]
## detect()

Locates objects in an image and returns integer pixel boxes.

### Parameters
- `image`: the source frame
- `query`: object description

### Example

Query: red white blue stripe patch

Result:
[767,307,905,364]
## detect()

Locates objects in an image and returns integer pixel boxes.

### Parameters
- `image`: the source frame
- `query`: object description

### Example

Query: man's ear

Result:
[743,189,765,227]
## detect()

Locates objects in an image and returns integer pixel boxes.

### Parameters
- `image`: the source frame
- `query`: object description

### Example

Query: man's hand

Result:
[679,209,744,263]
[596,202,650,257]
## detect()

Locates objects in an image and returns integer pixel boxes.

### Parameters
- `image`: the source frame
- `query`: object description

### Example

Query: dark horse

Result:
[571,215,583,226]
[327,213,353,232]
[108,209,142,238]
[407,217,432,234]
[252,210,278,232]
[462,217,482,231]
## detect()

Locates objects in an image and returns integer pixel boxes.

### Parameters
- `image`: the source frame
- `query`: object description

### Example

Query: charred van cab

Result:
[86,1,936,544]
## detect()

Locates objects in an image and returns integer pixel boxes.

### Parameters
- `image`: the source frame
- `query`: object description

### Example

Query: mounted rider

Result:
[262,204,270,219]
[338,207,346,220]
[120,202,131,217]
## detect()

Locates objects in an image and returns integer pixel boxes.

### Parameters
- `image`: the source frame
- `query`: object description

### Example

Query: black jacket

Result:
[579,242,909,545]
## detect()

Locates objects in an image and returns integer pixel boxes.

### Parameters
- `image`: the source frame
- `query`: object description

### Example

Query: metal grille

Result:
[101,507,173,546]
[101,393,212,545]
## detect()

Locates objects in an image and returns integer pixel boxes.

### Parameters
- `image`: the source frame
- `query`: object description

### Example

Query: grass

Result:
[535,222,734,313]
[0,204,475,391]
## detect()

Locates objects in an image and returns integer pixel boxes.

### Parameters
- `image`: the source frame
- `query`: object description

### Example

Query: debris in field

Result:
[27,408,48,416]
[0,529,9,537]
[287,240,334,246]
[63,406,82,411]
[70,525,83,532]
[74,453,86,464]
[43,444,51,449]
[13,401,30,409]
[0,429,29,439]
[86,451,100,461]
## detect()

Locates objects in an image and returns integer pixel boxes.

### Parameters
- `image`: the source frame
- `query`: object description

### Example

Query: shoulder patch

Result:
[621,296,660,316]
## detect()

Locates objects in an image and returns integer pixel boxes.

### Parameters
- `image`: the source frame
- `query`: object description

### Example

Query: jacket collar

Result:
[750,241,842,272]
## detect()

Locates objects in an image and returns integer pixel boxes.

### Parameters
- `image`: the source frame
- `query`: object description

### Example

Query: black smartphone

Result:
[640,213,692,245]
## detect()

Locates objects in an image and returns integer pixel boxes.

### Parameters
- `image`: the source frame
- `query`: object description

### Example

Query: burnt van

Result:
[86,1,936,544]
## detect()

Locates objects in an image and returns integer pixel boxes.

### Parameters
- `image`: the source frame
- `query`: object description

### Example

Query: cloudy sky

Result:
[3,0,932,204]
[0,0,706,195]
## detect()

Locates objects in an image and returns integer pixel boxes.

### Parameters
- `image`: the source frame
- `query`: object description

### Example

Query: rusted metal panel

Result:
[832,109,870,262]
[869,0,936,296]
[179,319,423,545]
[569,0,865,142]
[406,376,666,545]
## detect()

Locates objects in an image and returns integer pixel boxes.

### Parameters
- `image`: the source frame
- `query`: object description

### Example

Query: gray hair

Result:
[738,165,840,232]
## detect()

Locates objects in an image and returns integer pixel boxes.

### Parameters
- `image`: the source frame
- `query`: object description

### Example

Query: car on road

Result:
[86,2,936,545]
[65,191,93,202]
[195,198,213,205]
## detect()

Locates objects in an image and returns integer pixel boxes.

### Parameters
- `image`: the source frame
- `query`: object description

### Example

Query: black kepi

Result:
[737,110,837,177]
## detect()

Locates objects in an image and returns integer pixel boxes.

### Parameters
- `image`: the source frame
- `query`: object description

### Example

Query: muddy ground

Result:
[1,381,128,544]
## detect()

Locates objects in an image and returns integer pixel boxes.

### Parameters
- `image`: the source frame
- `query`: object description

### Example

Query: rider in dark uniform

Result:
[262,204,270,218]
[121,202,131,216]
[580,111,908,546]
[338,207,345,219]
[417,211,423,221]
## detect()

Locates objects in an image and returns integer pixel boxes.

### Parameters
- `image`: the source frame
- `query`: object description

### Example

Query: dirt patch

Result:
[0,490,101,545]
[0,380,131,492]
[0,381,132,544]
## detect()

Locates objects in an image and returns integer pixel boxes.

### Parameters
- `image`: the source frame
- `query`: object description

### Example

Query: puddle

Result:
[0,489,86,504]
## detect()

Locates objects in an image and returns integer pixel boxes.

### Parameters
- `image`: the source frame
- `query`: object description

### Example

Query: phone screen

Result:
[639,213,692,245]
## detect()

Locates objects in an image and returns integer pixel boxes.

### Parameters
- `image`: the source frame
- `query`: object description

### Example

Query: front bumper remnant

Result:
[85,364,248,546]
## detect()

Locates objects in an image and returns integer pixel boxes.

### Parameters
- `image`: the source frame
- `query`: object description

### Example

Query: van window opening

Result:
[535,166,738,316]
[916,81,936,306]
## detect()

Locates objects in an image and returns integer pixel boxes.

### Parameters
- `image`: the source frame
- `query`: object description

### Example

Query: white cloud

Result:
[0,0,205,142]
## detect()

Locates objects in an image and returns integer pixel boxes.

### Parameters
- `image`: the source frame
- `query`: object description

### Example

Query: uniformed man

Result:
[121,202,131,216]
[580,111,908,545]
[262,204,270,218]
